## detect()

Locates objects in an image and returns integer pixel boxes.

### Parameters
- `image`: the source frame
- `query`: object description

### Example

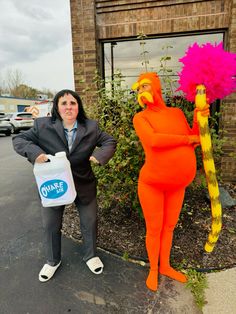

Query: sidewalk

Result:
[203,268,236,314]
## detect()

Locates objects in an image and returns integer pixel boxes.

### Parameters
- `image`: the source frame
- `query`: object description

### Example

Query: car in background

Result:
[0,112,13,136]
[5,112,34,134]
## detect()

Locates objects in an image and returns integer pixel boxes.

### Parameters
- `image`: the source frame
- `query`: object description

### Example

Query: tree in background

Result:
[5,69,24,95]
[0,68,54,99]
[10,84,38,99]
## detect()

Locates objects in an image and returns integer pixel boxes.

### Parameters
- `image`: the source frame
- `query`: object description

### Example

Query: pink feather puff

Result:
[178,42,236,104]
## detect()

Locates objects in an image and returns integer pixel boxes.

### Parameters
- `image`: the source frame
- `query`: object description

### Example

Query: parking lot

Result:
[0,136,201,313]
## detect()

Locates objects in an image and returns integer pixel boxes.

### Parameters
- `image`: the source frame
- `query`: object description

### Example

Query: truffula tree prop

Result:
[178,42,236,252]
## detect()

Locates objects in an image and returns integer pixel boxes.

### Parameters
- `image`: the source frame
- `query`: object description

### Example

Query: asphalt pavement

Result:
[0,135,235,313]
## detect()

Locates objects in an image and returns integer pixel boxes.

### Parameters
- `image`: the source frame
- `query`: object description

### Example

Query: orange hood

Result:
[132,72,166,109]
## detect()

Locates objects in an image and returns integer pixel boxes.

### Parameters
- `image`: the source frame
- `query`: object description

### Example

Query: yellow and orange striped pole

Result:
[195,84,222,252]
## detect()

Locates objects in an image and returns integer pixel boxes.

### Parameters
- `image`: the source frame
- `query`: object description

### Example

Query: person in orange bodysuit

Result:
[132,72,202,291]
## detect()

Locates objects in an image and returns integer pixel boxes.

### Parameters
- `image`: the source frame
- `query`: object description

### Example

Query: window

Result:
[103,32,224,92]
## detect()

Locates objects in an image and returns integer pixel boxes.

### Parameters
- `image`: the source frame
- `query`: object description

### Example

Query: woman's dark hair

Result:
[51,89,87,123]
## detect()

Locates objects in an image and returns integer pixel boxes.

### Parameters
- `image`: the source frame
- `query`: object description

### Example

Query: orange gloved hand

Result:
[199,105,210,117]
[188,135,200,145]
[193,103,210,123]
[196,103,210,115]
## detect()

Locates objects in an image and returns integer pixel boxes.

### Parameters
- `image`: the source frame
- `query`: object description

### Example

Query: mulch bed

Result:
[62,184,236,271]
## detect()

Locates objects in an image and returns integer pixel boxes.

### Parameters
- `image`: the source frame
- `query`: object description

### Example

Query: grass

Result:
[122,251,129,261]
[185,269,208,309]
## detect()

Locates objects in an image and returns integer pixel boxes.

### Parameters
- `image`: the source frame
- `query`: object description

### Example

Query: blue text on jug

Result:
[40,179,68,199]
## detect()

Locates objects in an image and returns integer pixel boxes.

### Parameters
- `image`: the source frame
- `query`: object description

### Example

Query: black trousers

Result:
[41,197,98,265]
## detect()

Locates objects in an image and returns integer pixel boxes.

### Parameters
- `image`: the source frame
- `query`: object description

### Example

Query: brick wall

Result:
[70,0,98,105]
[70,0,236,182]
[96,0,230,38]
[220,0,236,183]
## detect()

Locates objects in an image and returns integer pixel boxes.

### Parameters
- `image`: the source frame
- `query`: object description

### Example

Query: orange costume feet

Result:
[159,266,187,283]
[146,270,158,291]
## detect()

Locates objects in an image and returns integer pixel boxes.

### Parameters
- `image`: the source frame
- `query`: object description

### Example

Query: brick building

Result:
[69,0,236,182]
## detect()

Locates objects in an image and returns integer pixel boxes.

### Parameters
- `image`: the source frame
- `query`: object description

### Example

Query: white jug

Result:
[33,151,77,207]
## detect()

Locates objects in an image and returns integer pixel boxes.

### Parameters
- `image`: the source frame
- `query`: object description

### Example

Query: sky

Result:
[0,0,74,93]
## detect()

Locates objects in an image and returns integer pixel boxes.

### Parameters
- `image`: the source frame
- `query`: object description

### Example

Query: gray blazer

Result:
[12,117,117,204]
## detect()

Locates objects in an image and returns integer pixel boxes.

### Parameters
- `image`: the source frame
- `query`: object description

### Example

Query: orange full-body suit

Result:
[132,73,200,291]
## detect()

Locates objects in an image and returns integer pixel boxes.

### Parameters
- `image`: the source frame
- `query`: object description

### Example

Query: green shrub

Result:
[89,72,144,214]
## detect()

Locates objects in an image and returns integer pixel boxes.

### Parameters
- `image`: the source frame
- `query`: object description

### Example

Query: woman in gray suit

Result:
[12,89,116,282]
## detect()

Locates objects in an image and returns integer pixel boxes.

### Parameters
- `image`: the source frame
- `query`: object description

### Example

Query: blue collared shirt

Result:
[63,121,78,151]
